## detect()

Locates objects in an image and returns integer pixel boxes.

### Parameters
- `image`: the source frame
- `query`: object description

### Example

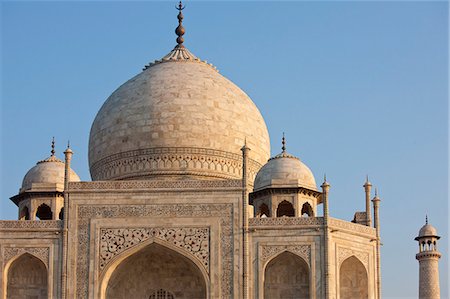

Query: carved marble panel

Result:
[260,244,311,267]
[338,247,369,270]
[99,227,210,273]
[3,247,49,268]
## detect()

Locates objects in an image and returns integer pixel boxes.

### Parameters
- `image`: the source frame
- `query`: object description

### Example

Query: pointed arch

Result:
[100,239,208,299]
[35,204,52,220]
[5,253,48,299]
[301,202,314,217]
[257,203,270,217]
[264,251,309,299]
[276,200,295,217]
[339,255,368,299]
[58,207,64,220]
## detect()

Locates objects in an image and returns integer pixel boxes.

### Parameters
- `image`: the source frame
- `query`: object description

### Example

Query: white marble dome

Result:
[21,155,80,193]
[254,149,317,192]
[89,46,270,181]
[418,223,439,238]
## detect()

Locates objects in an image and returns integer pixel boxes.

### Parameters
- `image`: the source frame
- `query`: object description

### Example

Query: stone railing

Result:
[0,220,62,230]
[69,179,243,191]
[249,217,324,227]
[329,217,376,236]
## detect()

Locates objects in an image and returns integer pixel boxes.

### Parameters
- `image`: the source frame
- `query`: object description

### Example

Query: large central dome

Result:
[89,44,270,181]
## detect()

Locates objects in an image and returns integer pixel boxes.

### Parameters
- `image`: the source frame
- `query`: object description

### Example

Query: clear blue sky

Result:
[1,2,448,298]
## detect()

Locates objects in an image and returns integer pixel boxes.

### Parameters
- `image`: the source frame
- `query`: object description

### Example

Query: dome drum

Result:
[90,146,262,183]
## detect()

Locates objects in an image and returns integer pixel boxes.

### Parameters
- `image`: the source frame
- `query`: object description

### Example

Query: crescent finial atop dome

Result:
[175,1,186,47]
[144,1,218,71]
[51,137,55,156]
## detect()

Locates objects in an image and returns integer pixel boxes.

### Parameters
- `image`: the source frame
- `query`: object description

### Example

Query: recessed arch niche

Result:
[264,251,309,299]
[6,253,48,299]
[339,256,368,299]
[104,242,207,299]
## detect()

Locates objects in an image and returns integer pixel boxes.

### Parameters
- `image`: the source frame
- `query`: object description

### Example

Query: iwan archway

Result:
[102,242,207,299]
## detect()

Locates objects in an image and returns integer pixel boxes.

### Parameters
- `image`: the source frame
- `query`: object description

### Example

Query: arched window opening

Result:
[339,256,368,299]
[7,253,48,299]
[19,206,30,220]
[257,203,270,218]
[59,208,64,220]
[36,204,52,220]
[276,200,295,217]
[264,251,309,299]
[149,289,175,299]
[105,243,206,299]
[301,202,314,217]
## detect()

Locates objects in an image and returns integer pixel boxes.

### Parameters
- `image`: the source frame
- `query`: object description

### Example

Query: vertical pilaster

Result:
[61,143,73,299]
[241,142,250,299]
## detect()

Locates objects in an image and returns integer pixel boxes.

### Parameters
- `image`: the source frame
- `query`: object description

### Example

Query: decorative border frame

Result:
[257,242,315,299]
[74,203,234,299]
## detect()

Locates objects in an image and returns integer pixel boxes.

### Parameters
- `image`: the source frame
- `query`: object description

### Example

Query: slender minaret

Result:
[372,189,381,299]
[363,175,372,226]
[415,216,441,299]
[321,175,330,299]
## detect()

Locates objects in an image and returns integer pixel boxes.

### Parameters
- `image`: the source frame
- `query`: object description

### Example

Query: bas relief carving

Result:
[3,247,50,268]
[100,227,210,273]
[261,244,311,267]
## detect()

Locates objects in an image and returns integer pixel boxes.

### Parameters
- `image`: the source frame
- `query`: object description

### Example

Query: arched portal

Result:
[257,203,270,217]
[6,253,48,299]
[339,256,368,299]
[105,243,206,299]
[36,204,52,220]
[276,200,295,217]
[264,251,309,299]
[301,202,314,217]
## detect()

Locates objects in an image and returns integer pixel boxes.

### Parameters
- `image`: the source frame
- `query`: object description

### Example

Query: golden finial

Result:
[281,132,286,153]
[51,137,55,156]
[175,1,186,47]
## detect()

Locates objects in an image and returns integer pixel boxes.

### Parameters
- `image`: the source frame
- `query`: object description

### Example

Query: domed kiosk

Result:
[10,139,80,220]
[89,13,270,182]
[250,135,321,218]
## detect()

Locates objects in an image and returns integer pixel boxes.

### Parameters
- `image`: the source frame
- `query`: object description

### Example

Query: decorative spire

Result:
[426,215,428,225]
[321,173,330,188]
[51,137,55,156]
[64,140,73,154]
[374,187,378,197]
[175,1,186,47]
[281,132,286,153]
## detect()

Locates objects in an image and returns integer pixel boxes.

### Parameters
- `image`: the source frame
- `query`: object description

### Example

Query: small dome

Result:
[21,155,80,193]
[417,224,439,238]
[254,150,317,191]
